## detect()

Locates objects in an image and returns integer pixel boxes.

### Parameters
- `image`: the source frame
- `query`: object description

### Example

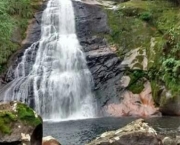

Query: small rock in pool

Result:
[162,137,173,145]
[42,136,61,145]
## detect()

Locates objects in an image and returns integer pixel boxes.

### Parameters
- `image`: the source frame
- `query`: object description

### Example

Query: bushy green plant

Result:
[127,70,148,94]
[162,58,180,79]
[6,0,33,18]
[0,0,39,73]
[139,11,152,21]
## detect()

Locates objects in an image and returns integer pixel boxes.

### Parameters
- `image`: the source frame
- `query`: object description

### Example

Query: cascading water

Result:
[1,0,96,120]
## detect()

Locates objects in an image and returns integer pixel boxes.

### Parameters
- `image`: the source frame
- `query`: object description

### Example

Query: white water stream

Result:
[2,0,96,120]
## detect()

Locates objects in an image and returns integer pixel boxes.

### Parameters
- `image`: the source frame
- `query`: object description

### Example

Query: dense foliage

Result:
[0,0,40,72]
[104,0,180,106]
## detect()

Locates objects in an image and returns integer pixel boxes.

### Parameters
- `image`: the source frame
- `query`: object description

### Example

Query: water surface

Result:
[43,117,180,145]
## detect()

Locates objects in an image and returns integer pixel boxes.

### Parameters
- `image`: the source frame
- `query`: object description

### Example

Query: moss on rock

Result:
[0,102,42,135]
[0,111,16,134]
[103,0,180,111]
[17,103,41,127]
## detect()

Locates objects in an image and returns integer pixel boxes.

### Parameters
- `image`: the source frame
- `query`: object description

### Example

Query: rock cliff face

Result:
[2,0,180,117]
[4,1,48,84]
[1,0,124,116]
[96,0,180,116]
[106,82,160,117]
[72,0,161,117]
[73,1,123,114]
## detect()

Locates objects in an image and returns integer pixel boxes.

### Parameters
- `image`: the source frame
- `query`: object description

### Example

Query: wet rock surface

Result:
[73,1,123,111]
[155,87,180,116]
[160,98,180,116]
[87,119,162,145]
[1,0,124,113]
[3,1,47,83]
[0,101,42,145]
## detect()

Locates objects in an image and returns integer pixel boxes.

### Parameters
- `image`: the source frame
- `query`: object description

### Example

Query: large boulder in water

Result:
[87,119,162,145]
[0,101,42,145]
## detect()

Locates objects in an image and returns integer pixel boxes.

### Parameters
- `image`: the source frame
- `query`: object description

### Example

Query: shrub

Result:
[139,11,152,21]
[0,0,38,73]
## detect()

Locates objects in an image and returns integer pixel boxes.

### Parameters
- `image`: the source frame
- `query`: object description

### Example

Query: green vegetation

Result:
[0,0,42,134]
[17,103,41,126]
[127,70,147,94]
[103,0,180,106]
[0,0,41,73]
[104,2,158,57]
[0,102,41,134]
[139,11,152,21]
[0,111,16,134]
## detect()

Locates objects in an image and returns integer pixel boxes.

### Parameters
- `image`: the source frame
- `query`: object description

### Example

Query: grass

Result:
[104,9,154,56]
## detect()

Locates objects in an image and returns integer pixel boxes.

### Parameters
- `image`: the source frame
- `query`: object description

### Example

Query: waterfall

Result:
[2,0,96,120]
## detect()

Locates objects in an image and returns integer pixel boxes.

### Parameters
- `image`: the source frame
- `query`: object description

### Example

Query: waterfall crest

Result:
[2,0,96,120]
